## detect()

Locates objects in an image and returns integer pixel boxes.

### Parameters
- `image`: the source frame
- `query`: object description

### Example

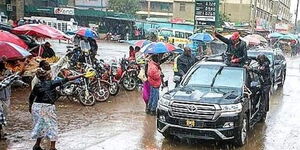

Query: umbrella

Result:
[278,34,298,40]
[245,34,267,43]
[0,41,31,60]
[141,42,179,54]
[0,30,28,49]
[12,24,70,40]
[133,40,151,48]
[243,36,261,45]
[268,32,282,38]
[75,27,98,38]
[188,33,213,42]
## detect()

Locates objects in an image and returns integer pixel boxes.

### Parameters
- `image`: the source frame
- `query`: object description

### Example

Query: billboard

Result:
[75,0,107,8]
[54,8,75,15]
[195,0,216,26]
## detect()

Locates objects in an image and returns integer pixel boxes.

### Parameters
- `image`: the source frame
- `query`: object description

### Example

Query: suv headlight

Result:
[159,94,171,109]
[220,103,242,115]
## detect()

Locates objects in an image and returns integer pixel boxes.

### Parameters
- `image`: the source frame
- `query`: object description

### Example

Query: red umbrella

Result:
[0,41,31,60]
[12,24,70,40]
[0,30,28,49]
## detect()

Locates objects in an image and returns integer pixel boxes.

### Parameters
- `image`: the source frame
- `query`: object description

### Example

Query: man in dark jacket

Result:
[176,47,198,87]
[214,31,247,66]
[88,38,98,62]
[246,54,271,120]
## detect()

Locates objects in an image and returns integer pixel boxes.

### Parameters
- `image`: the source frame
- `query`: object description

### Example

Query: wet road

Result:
[1,41,300,150]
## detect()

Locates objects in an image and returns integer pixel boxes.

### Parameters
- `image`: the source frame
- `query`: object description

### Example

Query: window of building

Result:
[180,3,185,11]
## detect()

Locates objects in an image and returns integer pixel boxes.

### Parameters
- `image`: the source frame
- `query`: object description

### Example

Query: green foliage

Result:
[108,0,140,15]
[219,13,230,25]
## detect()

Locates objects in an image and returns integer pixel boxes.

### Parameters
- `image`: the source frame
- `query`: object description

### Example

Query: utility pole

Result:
[215,0,220,28]
[295,0,300,33]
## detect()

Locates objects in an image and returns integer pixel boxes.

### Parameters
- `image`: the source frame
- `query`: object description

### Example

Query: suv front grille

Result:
[169,101,217,120]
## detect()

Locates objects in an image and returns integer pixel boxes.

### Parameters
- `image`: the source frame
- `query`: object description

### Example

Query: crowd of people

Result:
[0,26,276,149]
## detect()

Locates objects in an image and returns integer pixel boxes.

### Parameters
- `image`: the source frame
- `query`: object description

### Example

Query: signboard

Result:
[6,4,12,12]
[195,0,216,26]
[54,8,75,15]
[75,0,107,8]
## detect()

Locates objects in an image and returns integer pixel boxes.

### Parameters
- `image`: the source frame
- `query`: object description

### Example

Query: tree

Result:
[108,0,140,15]
[219,13,231,25]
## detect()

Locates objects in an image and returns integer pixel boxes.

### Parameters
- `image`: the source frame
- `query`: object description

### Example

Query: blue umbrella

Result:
[141,42,178,54]
[189,33,213,42]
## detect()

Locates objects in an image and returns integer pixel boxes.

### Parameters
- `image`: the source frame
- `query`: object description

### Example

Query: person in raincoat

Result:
[29,68,84,150]
[214,31,247,66]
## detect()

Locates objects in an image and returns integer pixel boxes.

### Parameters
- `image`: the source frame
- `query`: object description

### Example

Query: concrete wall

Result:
[220,3,251,22]
[173,1,194,21]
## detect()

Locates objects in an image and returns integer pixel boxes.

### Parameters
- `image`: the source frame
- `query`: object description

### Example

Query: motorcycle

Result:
[97,59,120,96]
[57,67,96,106]
[116,58,141,91]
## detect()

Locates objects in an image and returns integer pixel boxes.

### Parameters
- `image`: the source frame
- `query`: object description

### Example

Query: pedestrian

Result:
[37,42,55,58]
[175,47,198,87]
[87,37,98,62]
[29,68,84,150]
[31,60,51,90]
[0,58,27,138]
[129,46,136,61]
[213,30,247,66]
[147,55,161,115]
[246,54,271,120]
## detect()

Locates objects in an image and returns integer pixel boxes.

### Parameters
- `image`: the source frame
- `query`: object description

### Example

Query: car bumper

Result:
[157,108,241,140]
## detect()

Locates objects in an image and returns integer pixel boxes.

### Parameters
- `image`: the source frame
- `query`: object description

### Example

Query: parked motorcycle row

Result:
[55,42,142,106]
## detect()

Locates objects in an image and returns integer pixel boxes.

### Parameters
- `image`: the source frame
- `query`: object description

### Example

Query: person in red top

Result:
[147,55,161,115]
[128,46,136,61]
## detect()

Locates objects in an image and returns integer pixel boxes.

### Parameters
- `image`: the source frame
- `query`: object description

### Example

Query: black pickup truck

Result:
[157,59,266,146]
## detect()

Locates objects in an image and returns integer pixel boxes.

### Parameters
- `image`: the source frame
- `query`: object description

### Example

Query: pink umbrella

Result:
[243,36,260,45]
[0,41,31,60]
[12,24,70,40]
[0,30,28,49]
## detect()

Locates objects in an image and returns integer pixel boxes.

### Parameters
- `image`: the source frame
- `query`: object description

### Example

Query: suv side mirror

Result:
[250,81,261,88]
[274,60,280,65]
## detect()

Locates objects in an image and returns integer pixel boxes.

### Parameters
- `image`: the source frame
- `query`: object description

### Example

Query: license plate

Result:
[186,120,195,127]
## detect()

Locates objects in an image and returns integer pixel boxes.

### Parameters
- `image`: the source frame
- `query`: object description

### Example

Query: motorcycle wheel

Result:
[92,82,110,102]
[78,89,96,106]
[122,76,136,91]
[109,81,120,96]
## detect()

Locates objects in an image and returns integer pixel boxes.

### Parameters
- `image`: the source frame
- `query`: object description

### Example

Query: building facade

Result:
[136,0,195,22]
[219,0,292,31]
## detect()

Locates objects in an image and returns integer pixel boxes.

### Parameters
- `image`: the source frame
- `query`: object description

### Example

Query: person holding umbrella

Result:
[147,54,162,115]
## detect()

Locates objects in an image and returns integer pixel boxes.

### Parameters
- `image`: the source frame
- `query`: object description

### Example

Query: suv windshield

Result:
[184,65,244,88]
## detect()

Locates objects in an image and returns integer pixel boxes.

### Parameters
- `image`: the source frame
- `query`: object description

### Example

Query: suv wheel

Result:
[278,71,286,87]
[234,113,248,146]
